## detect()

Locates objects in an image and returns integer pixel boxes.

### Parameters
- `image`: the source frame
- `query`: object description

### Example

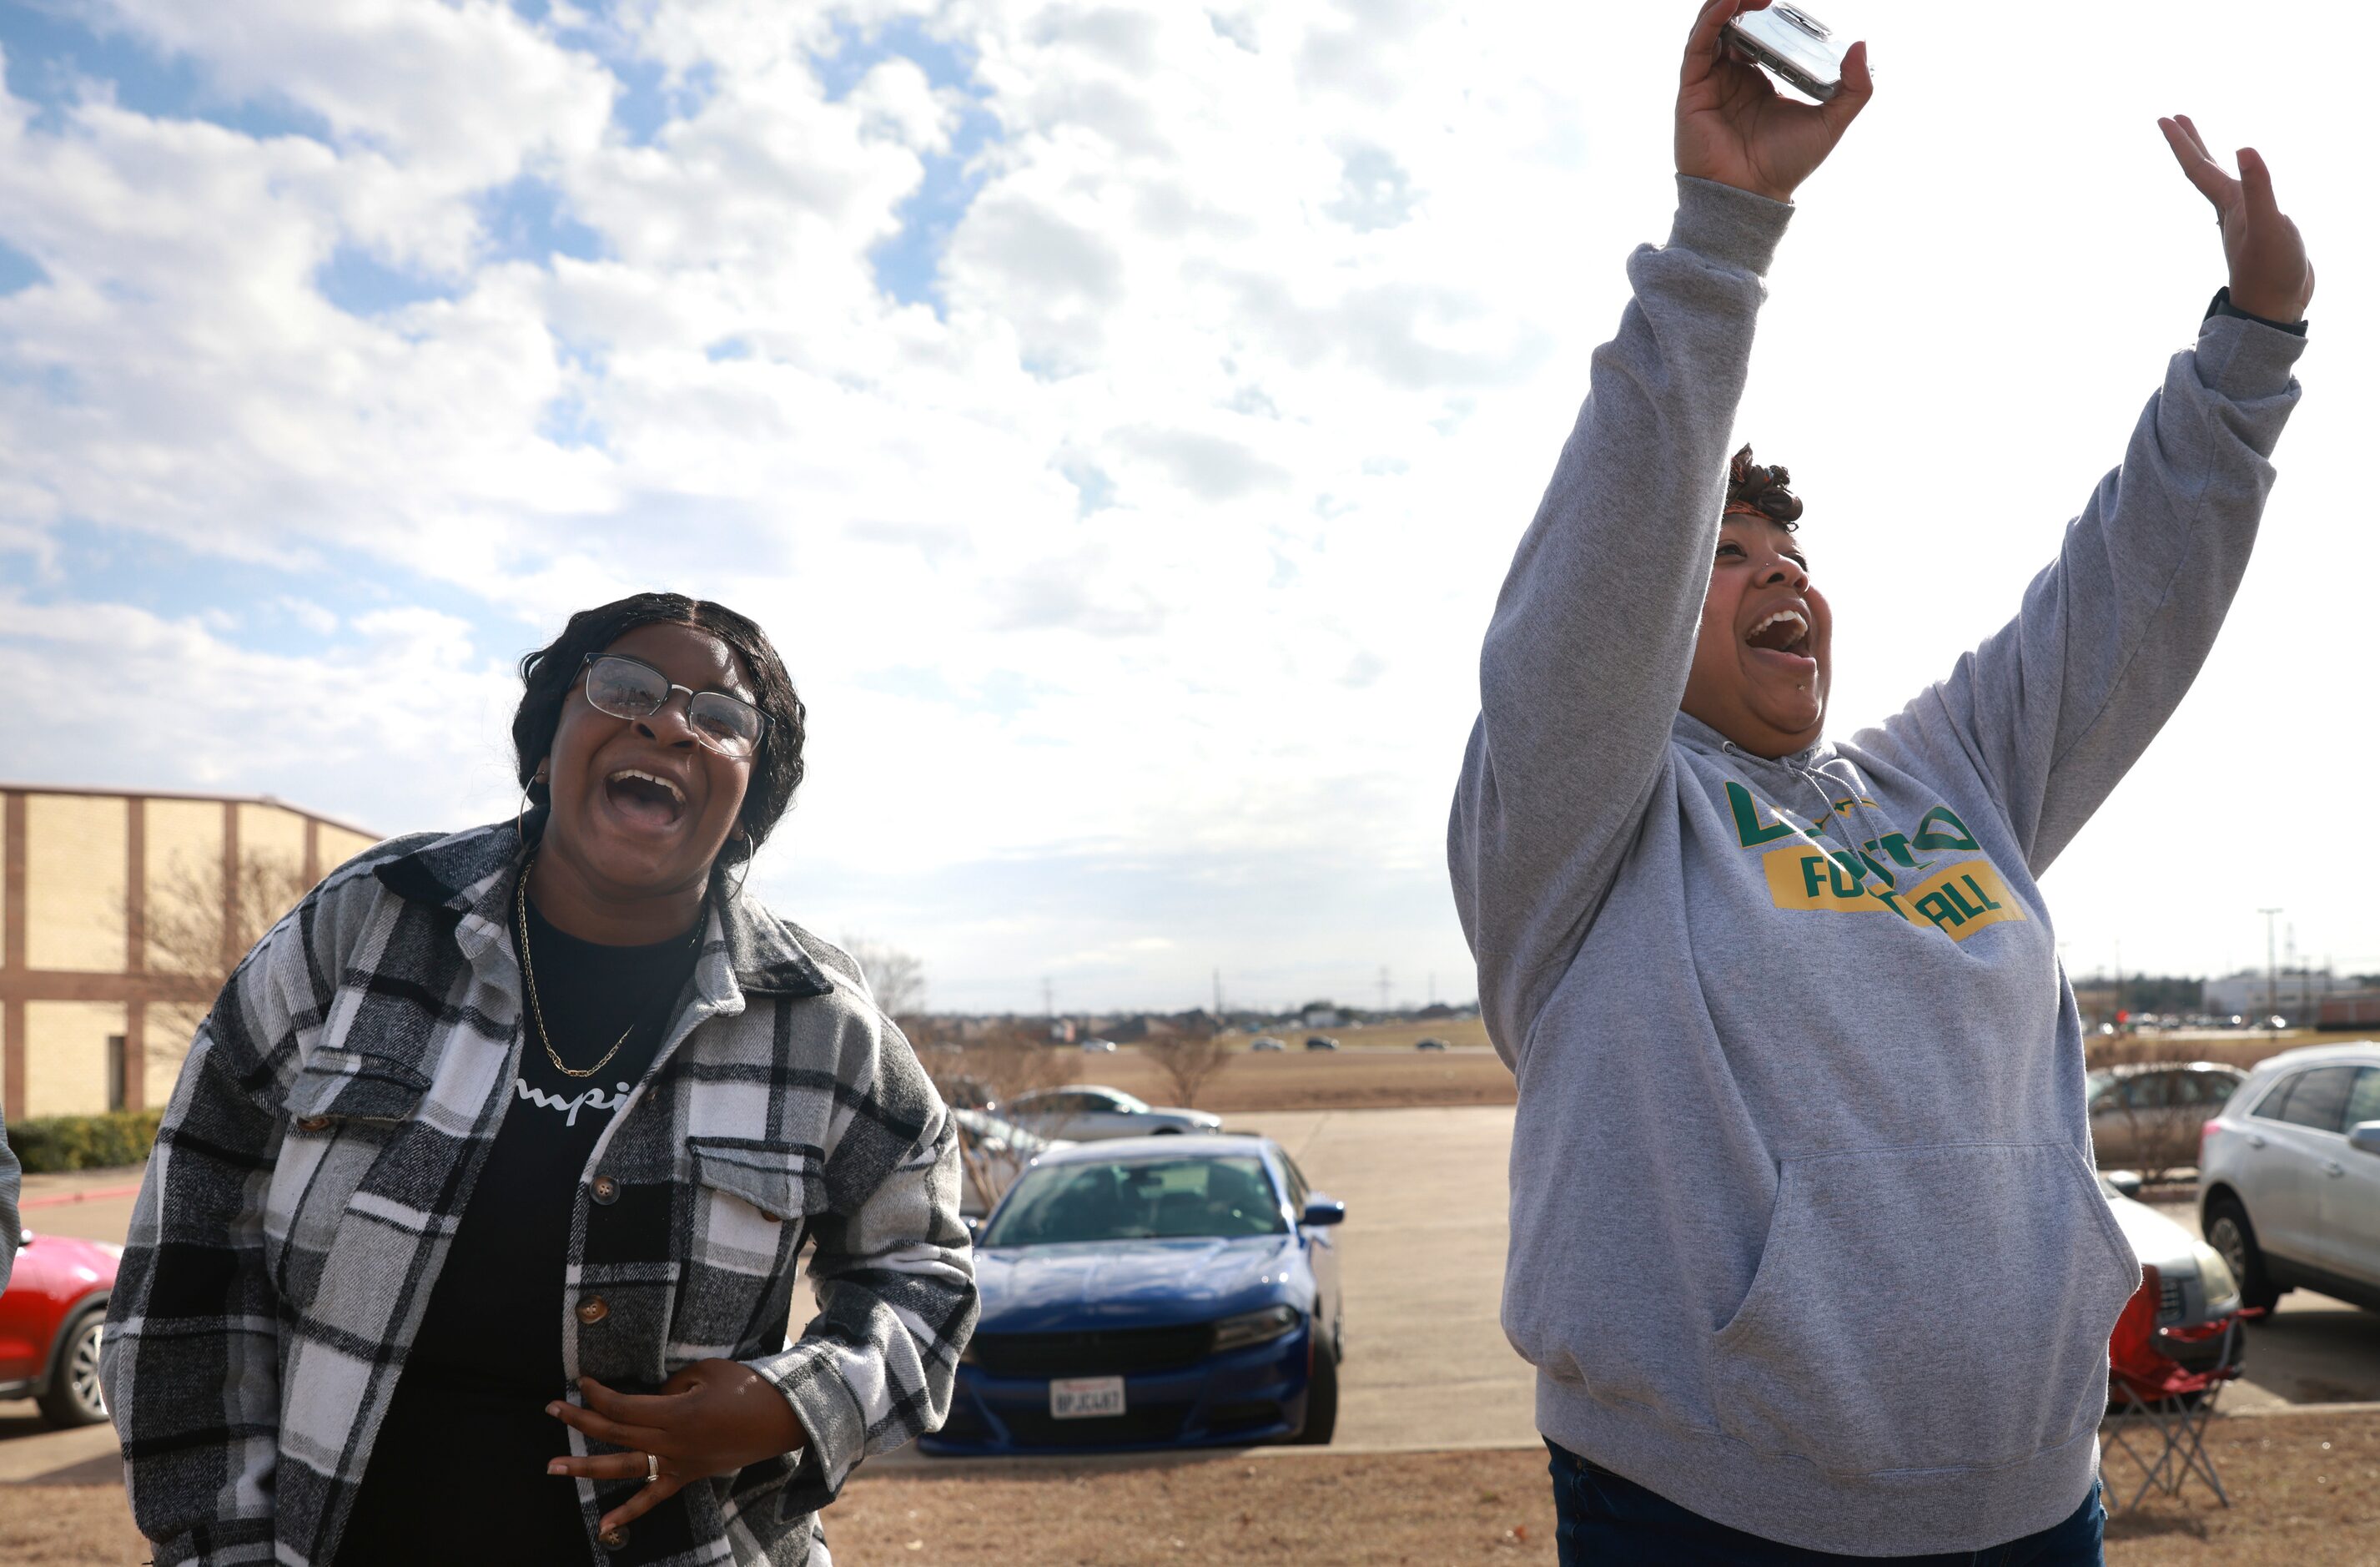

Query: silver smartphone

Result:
[1723,4,1844,102]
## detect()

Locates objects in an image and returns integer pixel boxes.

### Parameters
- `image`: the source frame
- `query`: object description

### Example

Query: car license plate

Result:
[1049,1376,1125,1419]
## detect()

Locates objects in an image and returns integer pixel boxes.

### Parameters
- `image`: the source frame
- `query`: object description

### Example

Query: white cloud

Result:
[0,0,2374,1006]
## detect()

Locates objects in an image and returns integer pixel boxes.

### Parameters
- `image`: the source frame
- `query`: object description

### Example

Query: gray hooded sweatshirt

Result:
[1451,177,2304,1555]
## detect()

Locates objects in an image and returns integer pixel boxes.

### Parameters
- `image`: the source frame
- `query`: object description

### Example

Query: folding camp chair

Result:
[2100,1263,2264,1514]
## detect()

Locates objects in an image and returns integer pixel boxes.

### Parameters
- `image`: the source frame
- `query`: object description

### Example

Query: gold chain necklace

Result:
[515,857,697,1081]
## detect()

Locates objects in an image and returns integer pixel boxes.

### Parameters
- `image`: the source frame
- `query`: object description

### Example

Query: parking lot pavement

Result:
[1229,1107,1537,1450]
[16,1131,2376,1489]
[2144,1199,2380,1412]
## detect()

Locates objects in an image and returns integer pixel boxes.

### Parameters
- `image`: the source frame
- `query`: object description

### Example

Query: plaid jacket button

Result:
[598,1524,629,1549]
[576,1296,610,1325]
[757,1209,779,1223]
[591,1176,619,1205]
[294,1116,332,1132]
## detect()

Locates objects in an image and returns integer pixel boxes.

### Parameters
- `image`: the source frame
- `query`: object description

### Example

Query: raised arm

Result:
[1881,122,2312,869]
[1451,0,1869,1060]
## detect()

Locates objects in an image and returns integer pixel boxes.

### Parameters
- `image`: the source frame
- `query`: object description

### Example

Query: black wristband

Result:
[2206,286,2307,337]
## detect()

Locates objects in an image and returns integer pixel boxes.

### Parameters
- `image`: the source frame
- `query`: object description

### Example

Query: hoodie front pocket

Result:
[1711,1142,2138,1476]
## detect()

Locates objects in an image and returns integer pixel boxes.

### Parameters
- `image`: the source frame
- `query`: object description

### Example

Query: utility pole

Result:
[2257,909,2282,1026]
[1378,965,1391,1015]
[1212,967,1223,1019]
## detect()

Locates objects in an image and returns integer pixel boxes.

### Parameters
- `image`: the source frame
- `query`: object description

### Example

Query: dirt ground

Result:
[832,1413,2380,1566]
[15,1411,2376,1566]
[1076,1020,1517,1114]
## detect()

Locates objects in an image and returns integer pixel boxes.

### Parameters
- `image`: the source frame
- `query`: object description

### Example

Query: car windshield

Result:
[980,1156,1286,1247]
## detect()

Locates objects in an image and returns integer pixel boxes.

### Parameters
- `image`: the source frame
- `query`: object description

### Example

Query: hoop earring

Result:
[516,773,546,848]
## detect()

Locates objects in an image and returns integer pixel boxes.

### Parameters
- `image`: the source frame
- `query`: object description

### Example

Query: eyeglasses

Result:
[579,653,770,760]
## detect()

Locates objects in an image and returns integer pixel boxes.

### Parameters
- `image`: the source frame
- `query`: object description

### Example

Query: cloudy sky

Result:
[0,0,2370,1013]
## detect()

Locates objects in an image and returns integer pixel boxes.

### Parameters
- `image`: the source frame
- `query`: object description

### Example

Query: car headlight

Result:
[1211,1304,1301,1353]
[2191,1241,2241,1311]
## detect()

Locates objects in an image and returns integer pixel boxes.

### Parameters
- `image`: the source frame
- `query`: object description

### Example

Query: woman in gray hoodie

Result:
[1450,1,2312,1559]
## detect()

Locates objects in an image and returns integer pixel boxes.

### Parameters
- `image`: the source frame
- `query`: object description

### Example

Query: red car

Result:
[1,1228,118,1427]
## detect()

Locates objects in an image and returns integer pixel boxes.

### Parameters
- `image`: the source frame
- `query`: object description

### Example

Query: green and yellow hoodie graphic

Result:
[1450,179,2305,1554]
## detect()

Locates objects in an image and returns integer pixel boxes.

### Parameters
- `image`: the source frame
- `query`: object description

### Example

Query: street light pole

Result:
[2257,908,2282,1026]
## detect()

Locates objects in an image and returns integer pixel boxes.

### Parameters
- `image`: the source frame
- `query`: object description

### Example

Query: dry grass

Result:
[14,1412,2377,1564]
[2081,1031,2326,1074]
[1083,1022,1514,1114]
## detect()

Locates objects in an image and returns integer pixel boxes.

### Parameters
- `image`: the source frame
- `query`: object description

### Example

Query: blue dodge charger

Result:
[923,1133,1346,1453]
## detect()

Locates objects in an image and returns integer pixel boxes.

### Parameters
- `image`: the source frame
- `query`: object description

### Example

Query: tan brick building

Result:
[1,785,379,1120]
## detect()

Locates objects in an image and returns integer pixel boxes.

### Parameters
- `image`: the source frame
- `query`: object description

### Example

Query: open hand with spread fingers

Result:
[2161,114,2314,324]
[1676,0,1872,204]
[547,1360,810,1537]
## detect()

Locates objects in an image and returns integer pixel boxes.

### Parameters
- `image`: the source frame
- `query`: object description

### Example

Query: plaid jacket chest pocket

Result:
[262,1052,436,1321]
[667,1137,828,1363]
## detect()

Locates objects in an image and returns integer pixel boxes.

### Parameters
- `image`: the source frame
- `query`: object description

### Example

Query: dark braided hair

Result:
[1727,444,1804,528]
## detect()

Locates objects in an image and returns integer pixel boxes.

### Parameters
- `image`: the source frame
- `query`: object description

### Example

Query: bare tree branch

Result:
[1146,1025,1233,1110]
[843,937,928,1026]
[143,849,316,1062]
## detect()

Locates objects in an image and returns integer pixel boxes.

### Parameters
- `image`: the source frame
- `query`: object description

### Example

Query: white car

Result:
[1250,1036,1286,1052]
[1080,1037,1119,1054]
[2198,1041,2380,1313]
[1004,1085,1223,1141]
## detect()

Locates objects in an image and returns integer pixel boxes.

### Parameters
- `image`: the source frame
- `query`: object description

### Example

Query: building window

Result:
[108,1033,128,1113]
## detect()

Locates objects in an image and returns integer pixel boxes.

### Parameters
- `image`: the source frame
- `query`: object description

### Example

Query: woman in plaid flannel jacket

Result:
[102,595,977,1566]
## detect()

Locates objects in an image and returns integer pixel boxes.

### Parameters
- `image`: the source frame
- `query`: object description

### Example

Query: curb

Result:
[2227,1399,2380,1419]
[875,1439,1546,1480]
[21,1183,143,1211]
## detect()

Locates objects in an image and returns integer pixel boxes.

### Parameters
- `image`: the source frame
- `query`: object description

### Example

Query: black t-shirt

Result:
[340,888,702,1564]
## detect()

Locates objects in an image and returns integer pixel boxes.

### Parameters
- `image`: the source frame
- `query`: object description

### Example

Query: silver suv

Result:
[2197,1041,2380,1313]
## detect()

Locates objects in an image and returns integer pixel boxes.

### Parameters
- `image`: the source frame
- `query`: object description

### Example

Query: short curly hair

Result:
[1727,444,1803,528]
[511,592,806,871]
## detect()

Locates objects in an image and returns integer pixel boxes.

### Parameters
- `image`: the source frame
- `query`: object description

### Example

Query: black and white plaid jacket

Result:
[102,822,976,1567]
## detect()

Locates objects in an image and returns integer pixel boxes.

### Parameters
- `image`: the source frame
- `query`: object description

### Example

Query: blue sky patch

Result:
[0,3,333,143]
[0,238,49,295]
[0,516,520,661]
[606,56,717,146]
[813,15,998,315]
[315,244,462,318]
[871,102,997,314]
[475,174,606,265]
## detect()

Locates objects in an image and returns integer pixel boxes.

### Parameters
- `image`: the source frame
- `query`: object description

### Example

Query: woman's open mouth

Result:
[602,767,688,831]
[1744,607,1817,675]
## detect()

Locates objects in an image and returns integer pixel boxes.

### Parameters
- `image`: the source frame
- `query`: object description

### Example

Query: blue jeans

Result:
[1547,1443,2106,1566]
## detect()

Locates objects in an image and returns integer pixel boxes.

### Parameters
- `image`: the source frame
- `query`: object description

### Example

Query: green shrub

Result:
[7,1110,164,1174]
